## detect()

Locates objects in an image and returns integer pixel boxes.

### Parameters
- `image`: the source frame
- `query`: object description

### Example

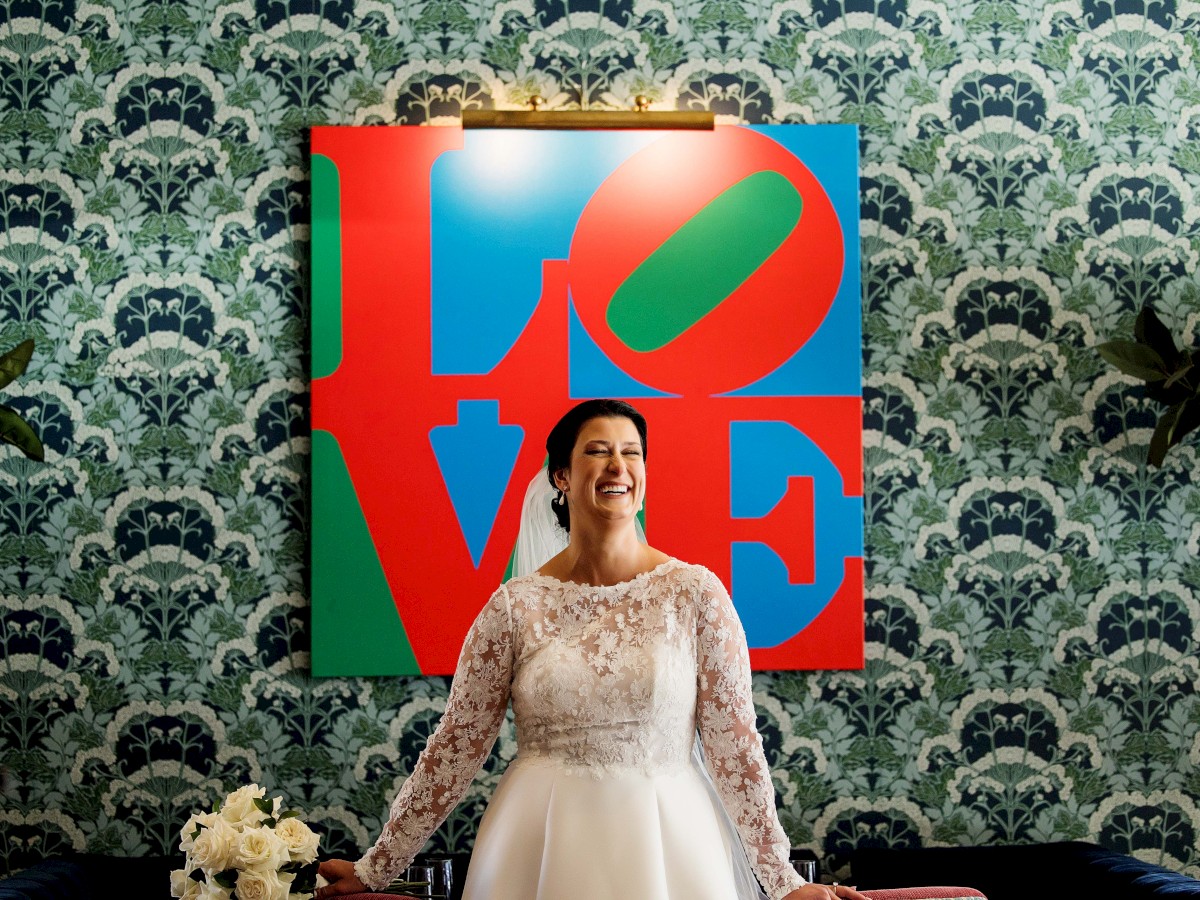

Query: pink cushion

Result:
[861,888,987,899]
[334,886,989,899]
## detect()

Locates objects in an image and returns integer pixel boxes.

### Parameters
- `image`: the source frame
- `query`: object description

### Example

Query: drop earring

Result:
[555,489,566,506]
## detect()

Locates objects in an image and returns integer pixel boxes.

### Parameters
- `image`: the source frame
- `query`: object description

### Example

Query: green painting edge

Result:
[312,152,343,381]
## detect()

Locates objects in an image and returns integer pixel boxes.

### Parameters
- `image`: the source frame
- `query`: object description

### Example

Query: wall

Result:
[2,0,1199,880]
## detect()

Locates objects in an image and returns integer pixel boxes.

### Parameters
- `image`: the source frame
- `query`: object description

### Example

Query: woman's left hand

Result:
[783,882,872,900]
[315,859,367,899]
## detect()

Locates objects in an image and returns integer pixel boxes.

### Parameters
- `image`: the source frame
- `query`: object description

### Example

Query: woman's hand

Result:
[783,882,872,900]
[315,858,367,899]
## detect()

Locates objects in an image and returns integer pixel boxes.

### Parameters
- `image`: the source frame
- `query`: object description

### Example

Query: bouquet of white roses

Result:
[172,784,321,900]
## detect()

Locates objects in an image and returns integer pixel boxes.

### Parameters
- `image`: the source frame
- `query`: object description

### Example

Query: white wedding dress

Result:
[354,559,804,900]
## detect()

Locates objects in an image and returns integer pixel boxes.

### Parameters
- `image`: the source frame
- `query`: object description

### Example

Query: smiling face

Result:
[554,415,645,531]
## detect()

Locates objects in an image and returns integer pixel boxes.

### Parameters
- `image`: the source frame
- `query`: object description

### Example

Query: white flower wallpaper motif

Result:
[1,0,1199,880]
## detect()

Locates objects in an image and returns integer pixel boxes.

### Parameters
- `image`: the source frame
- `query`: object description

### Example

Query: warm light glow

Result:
[458,130,548,187]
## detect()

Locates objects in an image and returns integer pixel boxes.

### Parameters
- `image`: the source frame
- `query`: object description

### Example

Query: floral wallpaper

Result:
[2,0,1200,882]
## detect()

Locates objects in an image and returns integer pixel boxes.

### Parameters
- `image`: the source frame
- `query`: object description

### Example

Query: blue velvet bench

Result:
[0,857,90,900]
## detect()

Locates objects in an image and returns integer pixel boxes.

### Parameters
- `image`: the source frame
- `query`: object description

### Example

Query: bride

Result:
[316,399,866,900]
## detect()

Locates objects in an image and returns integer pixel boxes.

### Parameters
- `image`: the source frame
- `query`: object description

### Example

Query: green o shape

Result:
[605,170,802,353]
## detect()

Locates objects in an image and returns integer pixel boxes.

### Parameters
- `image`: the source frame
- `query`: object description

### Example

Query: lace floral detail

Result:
[354,586,514,890]
[355,560,802,900]
[692,567,803,900]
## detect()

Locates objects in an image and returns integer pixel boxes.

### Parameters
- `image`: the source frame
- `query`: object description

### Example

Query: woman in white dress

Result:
[316,400,868,900]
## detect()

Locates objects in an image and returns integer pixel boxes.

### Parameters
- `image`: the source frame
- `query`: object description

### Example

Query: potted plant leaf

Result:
[1096,305,1199,467]
[0,339,45,462]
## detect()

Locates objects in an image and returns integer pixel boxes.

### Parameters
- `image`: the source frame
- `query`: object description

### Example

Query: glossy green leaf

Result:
[1145,378,1191,407]
[1148,401,1182,467]
[1173,396,1200,447]
[213,869,237,890]
[1097,340,1169,382]
[1163,361,1194,390]
[0,339,33,391]
[1135,305,1178,369]
[0,405,44,461]
[290,860,319,893]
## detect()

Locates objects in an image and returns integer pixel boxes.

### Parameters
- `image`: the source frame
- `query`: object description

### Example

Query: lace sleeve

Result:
[354,585,514,891]
[694,571,804,900]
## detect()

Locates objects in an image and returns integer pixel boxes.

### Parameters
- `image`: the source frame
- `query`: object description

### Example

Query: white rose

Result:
[190,816,239,872]
[220,784,270,828]
[198,881,232,900]
[170,868,189,898]
[235,867,290,900]
[237,825,290,871]
[179,811,219,852]
[274,816,320,863]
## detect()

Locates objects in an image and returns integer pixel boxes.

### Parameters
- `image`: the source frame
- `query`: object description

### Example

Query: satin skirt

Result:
[461,757,742,900]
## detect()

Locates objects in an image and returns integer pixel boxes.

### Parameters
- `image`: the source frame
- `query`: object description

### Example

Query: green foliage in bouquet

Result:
[1097,305,1200,468]
[0,339,44,462]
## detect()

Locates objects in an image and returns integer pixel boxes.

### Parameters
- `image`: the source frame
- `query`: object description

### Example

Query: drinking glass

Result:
[792,859,818,883]
[403,864,434,898]
[789,848,820,885]
[422,856,454,898]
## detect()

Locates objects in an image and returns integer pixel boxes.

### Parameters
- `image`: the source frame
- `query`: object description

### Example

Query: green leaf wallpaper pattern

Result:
[1,0,1199,880]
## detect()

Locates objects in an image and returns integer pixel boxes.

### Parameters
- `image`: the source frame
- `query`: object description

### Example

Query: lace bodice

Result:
[355,559,803,900]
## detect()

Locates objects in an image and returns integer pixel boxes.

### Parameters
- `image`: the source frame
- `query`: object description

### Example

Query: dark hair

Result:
[545,399,647,532]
